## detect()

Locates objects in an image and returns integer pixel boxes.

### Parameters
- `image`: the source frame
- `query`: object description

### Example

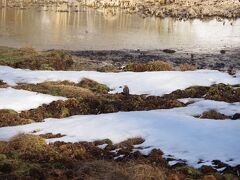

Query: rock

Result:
[123,85,130,96]
[232,113,240,120]
[163,49,176,54]
[212,160,228,169]
[227,66,236,76]
[220,50,226,54]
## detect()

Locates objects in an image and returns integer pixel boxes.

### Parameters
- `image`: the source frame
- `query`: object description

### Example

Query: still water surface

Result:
[0,7,239,52]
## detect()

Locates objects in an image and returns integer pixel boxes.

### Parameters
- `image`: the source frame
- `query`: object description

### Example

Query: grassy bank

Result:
[1,134,239,179]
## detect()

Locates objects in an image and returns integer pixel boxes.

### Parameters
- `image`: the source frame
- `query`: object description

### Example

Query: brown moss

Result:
[0,134,239,179]
[200,110,229,120]
[0,109,32,127]
[163,86,209,99]
[0,48,74,71]
[164,84,240,103]
[19,47,38,55]
[17,94,184,123]
[179,63,196,71]
[205,84,240,103]
[13,50,74,70]
[5,134,46,153]
[78,78,110,94]
[97,64,119,72]
[39,133,66,139]
[16,81,94,98]
[124,60,173,72]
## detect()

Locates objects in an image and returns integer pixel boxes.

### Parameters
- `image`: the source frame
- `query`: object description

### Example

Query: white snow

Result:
[0,87,67,112]
[0,65,239,96]
[0,99,239,167]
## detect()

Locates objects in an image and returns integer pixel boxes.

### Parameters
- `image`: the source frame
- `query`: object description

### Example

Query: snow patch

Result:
[0,99,239,167]
[0,87,67,112]
[0,65,239,96]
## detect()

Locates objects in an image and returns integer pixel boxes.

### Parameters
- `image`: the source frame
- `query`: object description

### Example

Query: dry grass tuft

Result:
[0,109,32,127]
[19,46,38,54]
[179,63,196,71]
[78,78,110,94]
[205,84,240,103]
[16,81,95,98]
[200,110,229,120]
[5,134,46,153]
[124,60,173,72]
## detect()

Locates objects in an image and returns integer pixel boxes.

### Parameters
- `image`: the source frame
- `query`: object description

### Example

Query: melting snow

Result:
[0,87,67,112]
[0,99,239,167]
[0,65,239,96]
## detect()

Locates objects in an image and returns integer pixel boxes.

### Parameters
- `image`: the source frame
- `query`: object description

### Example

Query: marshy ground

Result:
[0,47,240,179]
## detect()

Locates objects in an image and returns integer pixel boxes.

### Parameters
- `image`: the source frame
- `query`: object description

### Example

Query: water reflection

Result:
[0,7,239,52]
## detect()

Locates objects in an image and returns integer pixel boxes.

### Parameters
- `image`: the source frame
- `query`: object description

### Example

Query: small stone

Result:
[123,85,130,96]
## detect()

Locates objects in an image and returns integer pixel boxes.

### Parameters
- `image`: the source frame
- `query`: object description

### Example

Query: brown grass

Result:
[164,84,240,103]
[16,81,95,98]
[124,60,173,72]
[0,109,32,127]
[179,63,196,71]
[200,110,229,120]
[39,133,66,139]
[19,46,38,55]
[5,134,46,153]
[78,78,110,94]
[0,134,238,179]
[205,84,240,103]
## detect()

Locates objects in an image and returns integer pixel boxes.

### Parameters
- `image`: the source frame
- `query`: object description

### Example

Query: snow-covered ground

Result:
[0,99,239,167]
[0,65,239,96]
[0,87,66,112]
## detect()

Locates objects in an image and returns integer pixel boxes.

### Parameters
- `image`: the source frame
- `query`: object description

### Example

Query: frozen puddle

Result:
[0,87,66,112]
[0,65,239,96]
[0,99,239,167]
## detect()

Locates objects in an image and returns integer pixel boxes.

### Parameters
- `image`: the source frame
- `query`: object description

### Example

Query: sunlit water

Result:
[0,7,239,52]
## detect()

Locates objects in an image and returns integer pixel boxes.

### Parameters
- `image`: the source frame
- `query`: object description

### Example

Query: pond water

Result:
[0,7,239,52]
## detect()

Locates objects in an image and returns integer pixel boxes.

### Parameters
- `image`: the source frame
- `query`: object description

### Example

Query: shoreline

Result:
[0,46,240,179]
[1,46,240,71]
[69,48,240,71]
[1,0,240,20]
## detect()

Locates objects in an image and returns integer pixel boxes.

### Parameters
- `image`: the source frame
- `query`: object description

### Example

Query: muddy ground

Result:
[1,46,239,71]
[0,46,240,179]
[69,48,240,71]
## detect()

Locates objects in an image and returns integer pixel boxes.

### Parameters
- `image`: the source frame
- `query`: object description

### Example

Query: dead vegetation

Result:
[1,81,238,127]
[124,60,173,72]
[0,134,239,179]
[77,78,110,94]
[39,133,66,139]
[164,84,240,103]
[199,110,230,120]
[0,47,74,70]
[17,94,184,124]
[179,63,197,71]
[0,109,33,127]
[16,81,95,98]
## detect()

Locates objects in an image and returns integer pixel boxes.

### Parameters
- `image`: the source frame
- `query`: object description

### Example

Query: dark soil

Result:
[69,48,240,71]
